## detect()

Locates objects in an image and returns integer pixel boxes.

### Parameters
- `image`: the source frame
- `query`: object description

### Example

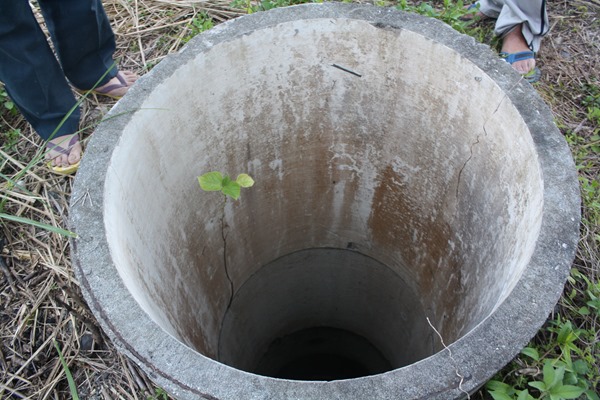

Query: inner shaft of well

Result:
[102,17,543,379]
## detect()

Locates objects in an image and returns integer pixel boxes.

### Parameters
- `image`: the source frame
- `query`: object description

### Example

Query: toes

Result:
[68,143,83,164]
[68,150,81,165]
[53,154,69,167]
[512,59,535,75]
[47,134,82,168]
[120,71,139,86]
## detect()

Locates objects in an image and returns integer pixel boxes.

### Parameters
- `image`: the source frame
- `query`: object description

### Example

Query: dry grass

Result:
[1,0,598,399]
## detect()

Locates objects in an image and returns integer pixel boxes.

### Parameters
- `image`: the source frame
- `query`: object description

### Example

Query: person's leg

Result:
[495,0,548,53]
[0,0,82,168]
[499,25,536,75]
[495,0,548,78]
[38,0,138,97]
[38,0,116,89]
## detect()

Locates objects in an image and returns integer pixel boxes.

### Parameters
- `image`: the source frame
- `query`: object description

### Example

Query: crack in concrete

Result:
[221,211,234,311]
[218,199,235,360]
[455,80,520,200]
[455,134,481,199]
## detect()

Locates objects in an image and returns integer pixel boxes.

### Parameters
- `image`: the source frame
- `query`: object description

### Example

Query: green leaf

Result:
[572,359,589,375]
[486,380,515,394]
[557,321,576,345]
[0,213,77,238]
[54,340,80,400]
[553,366,566,388]
[551,385,585,399]
[198,171,224,191]
[563,371,578,386]
[529,381,547,391]
[543,361,557,388]
[489,391,514,400]
[585,389,600,400]
[521,347,540,361]
[517,389,535,400]
[578,306,590,315]
[221,177,241,200]
[236,173,255,188]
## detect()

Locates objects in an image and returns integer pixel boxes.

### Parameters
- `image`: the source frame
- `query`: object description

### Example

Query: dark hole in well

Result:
[254,327,393,380]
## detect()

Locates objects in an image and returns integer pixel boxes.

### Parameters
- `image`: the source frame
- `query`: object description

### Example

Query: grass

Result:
[0,0,598,398]
[54,340,80,400]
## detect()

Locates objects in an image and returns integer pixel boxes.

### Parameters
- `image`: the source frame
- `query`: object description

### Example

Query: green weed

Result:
[487,332,597,399]
[1,85,18,116]
[396,0,496,47]
[147,387,169,400]
[397,0,473,34]
[582,83,600,130]
[1,128,21,152]
[230,0,320,14]
[198,171,254,200]
[183,12,214,42]
[54,340,80,400]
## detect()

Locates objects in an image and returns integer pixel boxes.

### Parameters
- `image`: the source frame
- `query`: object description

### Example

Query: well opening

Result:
[104,14,542,378]
[219,248,428,379]
[71,4,580,399]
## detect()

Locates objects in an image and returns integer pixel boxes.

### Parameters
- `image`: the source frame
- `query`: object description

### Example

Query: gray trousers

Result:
[478,0,548,52]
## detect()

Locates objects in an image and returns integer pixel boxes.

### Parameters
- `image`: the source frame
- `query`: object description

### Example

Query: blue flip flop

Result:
[500,51,541,83]
[467,2,479,11]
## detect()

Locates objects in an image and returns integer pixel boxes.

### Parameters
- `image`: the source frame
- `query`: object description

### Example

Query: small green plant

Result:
[487,360,587,400]
[1,128,21,152]
[1,85,18,116]
[587,106,600,127]
[487,380,536,400]
[485,260,600,400]
[528,360,586,399]
[147,387,169,400]
[54,340,80,400]
[230,0,320,14]
[581,83,600,131]
[397,0,474,34]
[582,83,600,109]
[183,12,214,42]
[198,171,254,200]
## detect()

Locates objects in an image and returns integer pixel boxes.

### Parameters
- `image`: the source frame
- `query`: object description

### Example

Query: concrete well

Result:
[70,4,580,399]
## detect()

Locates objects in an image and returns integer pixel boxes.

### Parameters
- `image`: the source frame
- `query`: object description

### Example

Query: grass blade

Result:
[0,213,76,238]
[53,340,80,400]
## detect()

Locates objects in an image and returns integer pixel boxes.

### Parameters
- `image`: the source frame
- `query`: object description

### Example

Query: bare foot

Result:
[91,70,139,99]
[501,25,536,74]
[46,133,82,170]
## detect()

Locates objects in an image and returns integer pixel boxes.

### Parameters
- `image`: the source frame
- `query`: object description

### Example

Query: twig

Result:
[0,382,27,399]
[125,356,149,393]
[0,237,18,294]
[52,294,105,348]
[101,386,113,400]
[331,63,362,77]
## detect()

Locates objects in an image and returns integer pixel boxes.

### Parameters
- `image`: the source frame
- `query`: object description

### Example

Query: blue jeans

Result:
[0,0,117,140]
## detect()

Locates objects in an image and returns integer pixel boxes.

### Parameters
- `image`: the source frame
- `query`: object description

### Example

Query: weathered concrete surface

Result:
[70,3,580,399]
